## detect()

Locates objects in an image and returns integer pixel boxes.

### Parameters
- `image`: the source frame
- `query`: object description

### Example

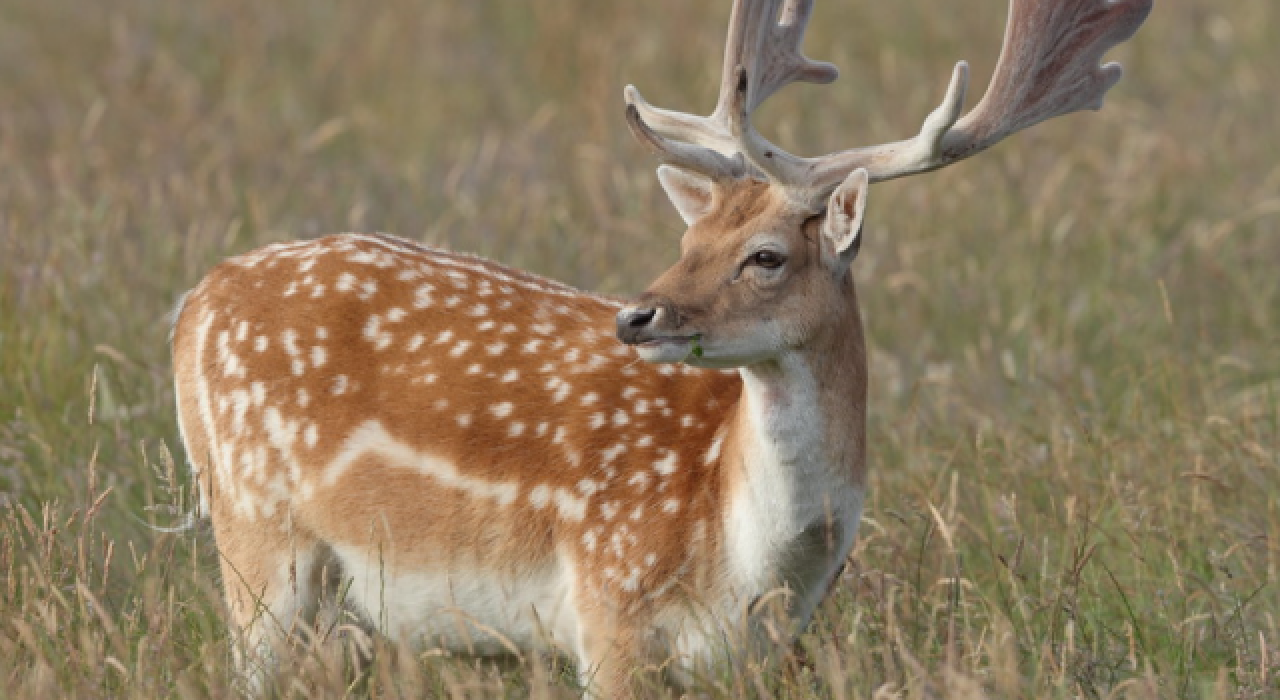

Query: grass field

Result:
[1,0,1278,696]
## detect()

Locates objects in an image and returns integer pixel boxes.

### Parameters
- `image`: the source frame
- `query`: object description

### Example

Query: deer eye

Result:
[748,250,786,269]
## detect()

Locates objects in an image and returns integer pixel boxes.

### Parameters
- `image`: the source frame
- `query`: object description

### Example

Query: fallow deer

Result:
[171,0,1151,694]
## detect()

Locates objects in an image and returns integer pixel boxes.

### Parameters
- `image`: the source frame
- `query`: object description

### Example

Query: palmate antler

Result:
[625,0,1153,205]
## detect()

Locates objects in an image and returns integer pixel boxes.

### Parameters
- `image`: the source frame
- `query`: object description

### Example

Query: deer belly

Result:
[331,543,579,655]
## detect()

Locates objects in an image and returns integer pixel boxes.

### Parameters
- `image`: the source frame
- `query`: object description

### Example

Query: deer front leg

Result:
[573,601,651,699]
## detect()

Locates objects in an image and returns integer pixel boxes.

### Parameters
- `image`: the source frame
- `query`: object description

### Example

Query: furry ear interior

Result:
[822,168,870,265]
[656,166,714,225]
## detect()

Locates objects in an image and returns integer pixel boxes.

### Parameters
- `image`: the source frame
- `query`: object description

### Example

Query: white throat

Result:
[724,352,862,593]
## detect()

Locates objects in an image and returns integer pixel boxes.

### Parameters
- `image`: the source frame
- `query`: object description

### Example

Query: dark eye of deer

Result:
[750,250,785,269]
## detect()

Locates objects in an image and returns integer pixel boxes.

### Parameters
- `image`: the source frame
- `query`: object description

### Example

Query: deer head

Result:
[616,0,1152,368]
[616,170,868,368]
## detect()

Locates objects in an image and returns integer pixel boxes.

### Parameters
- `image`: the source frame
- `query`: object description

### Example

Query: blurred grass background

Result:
[0,0,1277,696]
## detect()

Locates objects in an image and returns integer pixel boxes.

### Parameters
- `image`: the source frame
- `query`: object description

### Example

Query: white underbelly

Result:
[331,545,580,656]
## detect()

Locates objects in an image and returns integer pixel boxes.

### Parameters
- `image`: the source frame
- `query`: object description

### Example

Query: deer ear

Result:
[821,168,870,267]
[656,166,714,225]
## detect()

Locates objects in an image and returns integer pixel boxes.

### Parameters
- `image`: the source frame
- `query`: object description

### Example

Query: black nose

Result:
[615,306,657,344]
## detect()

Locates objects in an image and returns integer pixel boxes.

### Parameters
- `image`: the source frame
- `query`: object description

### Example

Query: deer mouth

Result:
[638,335,694,347]
[632,335,698,364]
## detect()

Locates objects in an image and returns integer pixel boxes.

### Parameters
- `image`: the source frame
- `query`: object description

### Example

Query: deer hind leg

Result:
[213,507,324,694]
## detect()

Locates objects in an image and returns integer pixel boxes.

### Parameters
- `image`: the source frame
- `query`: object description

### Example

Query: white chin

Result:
[634,340,693,364]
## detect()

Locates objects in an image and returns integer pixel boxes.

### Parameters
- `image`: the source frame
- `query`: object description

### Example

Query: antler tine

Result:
[711,0,839,119]
[624,105,747,183]
[946,0,1152,160]
[801,0,1153,191]
[625,0,836,179]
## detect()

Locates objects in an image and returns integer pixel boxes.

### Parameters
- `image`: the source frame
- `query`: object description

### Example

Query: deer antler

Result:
[624,0,837,183]
[626,0,1153,205]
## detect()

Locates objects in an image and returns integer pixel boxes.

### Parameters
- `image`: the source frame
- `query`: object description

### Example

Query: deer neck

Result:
[720,279,867,590]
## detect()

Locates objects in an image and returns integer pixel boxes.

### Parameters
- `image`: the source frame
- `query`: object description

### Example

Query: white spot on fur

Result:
[704,433,725,465]
[620,567,643,592]
[601,443,627,464]
[554,489,586,521]
[364,315,392,350]
[264,407,298,455]
[229,389,251,435]
[653,451,678,475]
[490,402,513,418]
[501,369,519,383]
[413,284,434,309]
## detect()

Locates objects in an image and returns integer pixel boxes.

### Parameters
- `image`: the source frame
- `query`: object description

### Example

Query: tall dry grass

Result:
[0,0,1277,696]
